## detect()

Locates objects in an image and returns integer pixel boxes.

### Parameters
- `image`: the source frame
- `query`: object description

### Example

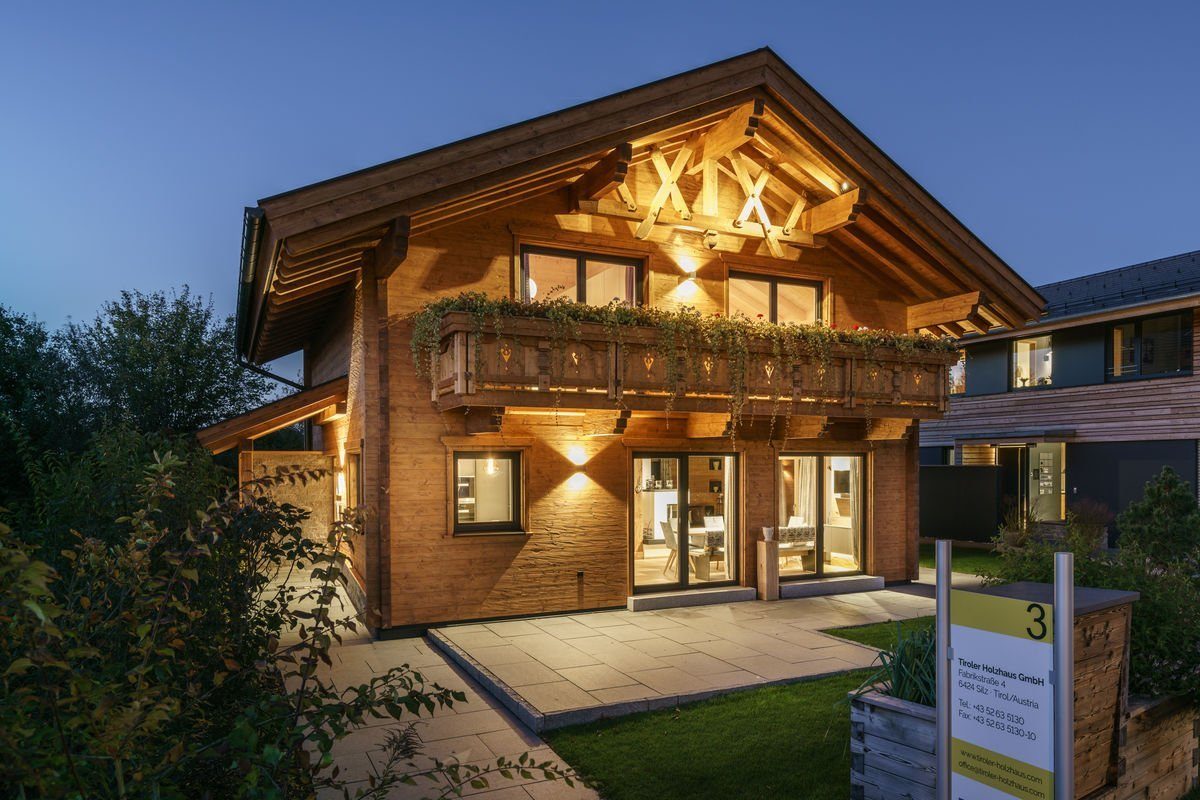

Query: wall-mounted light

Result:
[567,444,588,466]
[840,181,852,193]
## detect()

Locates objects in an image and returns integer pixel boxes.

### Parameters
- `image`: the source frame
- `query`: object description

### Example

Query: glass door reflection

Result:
[686,455,736,583]
[633,454,738,592]
[632,457,681,590]
[777,454,863,578]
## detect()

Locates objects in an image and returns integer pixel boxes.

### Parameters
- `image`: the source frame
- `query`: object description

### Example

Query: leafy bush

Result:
[1,444,576,798]
[985,468,1200,700]
[1116,466,1200,564]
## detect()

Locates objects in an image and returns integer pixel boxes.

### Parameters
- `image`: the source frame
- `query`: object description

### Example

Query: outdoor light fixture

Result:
[566,444,588,466]
[840,181,852,193]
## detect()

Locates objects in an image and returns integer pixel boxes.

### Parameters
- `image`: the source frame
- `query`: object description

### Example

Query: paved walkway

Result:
[321,636,596,799]
[429,587,936,731]
[278,569,595,799]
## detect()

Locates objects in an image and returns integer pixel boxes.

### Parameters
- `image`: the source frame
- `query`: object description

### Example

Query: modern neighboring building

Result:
[197,49,1041,633]
[921,249,1200,540]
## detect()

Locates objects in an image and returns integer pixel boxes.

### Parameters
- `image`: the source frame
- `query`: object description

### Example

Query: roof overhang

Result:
[237,48,1045,363]
[957,291,1200,345]
[195,376,348,454]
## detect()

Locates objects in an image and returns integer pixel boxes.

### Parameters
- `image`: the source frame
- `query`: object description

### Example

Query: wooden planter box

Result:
[851,583,1200,800]
[850,690,937,799]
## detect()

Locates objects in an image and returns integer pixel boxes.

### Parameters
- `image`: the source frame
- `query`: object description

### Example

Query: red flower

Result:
[756,313,764,319]
[829,322,837,330]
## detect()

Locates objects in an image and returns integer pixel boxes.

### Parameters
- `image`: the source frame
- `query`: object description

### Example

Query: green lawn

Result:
[822,616,935,650]
[918,542,1000,575]
[544,671,870,800]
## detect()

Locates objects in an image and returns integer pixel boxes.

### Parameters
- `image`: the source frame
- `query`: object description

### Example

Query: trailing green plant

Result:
[409,293,955,438]
[851,623,937,707]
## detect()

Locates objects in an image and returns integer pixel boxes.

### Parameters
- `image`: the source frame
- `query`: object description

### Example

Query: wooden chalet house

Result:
[199,49,1041,633]
[921,249,1200,541]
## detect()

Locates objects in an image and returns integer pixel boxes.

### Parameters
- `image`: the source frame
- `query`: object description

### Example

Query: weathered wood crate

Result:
[850,691,936,800]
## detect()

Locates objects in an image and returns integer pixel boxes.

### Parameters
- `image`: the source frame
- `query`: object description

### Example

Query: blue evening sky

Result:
[3,1,1198,342]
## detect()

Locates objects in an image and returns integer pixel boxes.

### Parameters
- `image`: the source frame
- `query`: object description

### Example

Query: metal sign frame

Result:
[935,541,1074,800]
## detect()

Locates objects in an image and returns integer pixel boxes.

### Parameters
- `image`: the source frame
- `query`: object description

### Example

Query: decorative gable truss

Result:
[567,100,864,258]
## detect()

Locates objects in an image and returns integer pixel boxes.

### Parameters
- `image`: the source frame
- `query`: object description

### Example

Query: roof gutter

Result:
[232,207,302,390]
[235,206,265,360]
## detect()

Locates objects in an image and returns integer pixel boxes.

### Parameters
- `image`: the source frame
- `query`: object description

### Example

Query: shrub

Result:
[1116,466,1200,564]
[985,468,1200,700]
[857,624,937,706]
[1,445,576,798]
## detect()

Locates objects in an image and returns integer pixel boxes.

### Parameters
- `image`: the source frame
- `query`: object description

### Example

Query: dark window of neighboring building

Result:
[1107,311,1193,380]
[728,271,821,324]
[1012,335,1053,389]
[949,351,966,395]
[521,246,642,306]
[453,451,522,534]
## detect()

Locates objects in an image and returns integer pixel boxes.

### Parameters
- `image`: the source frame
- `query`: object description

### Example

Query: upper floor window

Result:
[727,271,821,324]
[1012,335,1052,389]
[521,245,642,306]
[948,351,966,395]
[1108,311,1192,380]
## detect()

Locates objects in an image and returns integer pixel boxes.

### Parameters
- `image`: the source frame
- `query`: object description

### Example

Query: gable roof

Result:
[1038,249,1200,320]
[237,47,1044,363]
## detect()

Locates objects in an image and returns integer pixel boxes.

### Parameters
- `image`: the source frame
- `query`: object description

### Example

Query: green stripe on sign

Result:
[952,737,1053,800]
[950,589,1053,643]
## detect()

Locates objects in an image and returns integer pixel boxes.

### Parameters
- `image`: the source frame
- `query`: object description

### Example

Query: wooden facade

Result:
[220,49,1041,631]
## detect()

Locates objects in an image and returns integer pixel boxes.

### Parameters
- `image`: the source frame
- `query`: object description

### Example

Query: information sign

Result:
[949,589,1055,800]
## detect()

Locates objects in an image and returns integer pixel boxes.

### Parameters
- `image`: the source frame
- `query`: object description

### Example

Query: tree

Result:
[1117,466,1200,563]
[0,307,72,507]
[57,287,274,435]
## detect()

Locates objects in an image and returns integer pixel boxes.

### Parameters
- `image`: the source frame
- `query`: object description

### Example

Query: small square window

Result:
[453,452,523,534]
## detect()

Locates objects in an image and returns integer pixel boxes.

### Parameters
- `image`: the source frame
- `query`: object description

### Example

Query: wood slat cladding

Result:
[924,315,1200,447]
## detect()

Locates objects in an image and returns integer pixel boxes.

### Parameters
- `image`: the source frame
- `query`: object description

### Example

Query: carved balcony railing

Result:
[430,311,956,419]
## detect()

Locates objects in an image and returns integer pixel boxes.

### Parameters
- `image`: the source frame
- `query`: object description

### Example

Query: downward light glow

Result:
[485,457,497,475]
[566,472,589,490]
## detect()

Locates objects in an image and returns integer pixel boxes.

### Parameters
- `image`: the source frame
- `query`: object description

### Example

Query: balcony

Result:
[429,311,956,420]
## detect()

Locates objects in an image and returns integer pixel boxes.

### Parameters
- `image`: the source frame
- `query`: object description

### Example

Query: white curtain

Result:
[788,457,817,527]
[848,458,862,565]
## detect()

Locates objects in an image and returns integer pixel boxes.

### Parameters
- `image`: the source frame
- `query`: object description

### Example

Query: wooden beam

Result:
[465,407,505,435]
[730,154,783,258]
[685,413,732,438]
[636,143,693,239]
[685,99,765,174]
[373,217,411,280]
[906,291,985,333]
[196,377,349,454]
[782,192,808,234]
[799,187,863,234]
[650,146,692,220]
[567,143,633,205]
[575,197,820,248]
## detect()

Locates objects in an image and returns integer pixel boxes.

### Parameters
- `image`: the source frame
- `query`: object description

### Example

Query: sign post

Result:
[936,545,1074,800]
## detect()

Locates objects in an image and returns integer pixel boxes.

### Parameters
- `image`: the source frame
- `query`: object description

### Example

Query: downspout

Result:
[234,206,304,390]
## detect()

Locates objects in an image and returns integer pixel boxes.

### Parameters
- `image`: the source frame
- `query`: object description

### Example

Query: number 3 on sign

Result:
[1026,603,1047,640]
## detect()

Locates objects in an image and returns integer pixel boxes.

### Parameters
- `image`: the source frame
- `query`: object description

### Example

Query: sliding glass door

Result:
[632,454,738,592]
[776,454,864,579]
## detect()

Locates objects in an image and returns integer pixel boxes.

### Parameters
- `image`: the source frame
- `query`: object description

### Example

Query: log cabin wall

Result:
[304,185,921,629]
